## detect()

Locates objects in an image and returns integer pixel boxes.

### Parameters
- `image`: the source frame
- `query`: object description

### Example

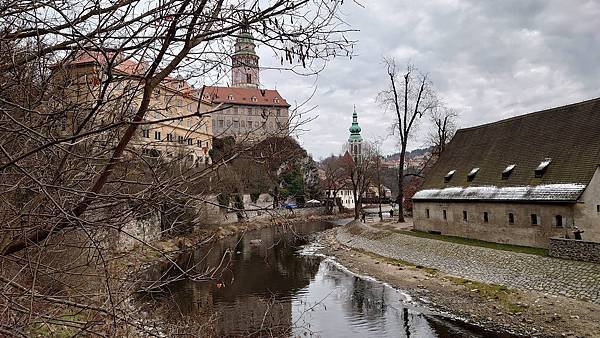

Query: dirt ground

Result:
[319,228,600,338]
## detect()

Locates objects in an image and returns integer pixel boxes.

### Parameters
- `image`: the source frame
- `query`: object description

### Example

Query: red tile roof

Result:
[61,50,208,102]
[201,86,290,107]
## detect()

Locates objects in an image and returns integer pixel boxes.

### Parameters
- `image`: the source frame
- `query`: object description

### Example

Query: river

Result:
[143,220,518,337]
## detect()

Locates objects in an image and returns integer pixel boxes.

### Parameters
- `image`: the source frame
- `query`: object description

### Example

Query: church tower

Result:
[348,106,363,162]
[231,28,260,88]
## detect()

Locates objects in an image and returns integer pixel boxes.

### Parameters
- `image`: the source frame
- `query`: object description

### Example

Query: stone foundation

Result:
[549,237,600,263]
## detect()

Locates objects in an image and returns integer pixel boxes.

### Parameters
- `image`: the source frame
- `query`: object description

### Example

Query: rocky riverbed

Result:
[318,222,600,338]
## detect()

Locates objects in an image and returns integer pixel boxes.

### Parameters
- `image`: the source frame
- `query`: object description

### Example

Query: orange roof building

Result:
[205,29,291,141]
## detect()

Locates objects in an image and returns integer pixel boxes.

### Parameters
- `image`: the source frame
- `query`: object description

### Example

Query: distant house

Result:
[412,98,600,248]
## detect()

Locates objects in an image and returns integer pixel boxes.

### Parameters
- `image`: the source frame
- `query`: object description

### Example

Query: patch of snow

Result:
[503,164,516,174]
[413,183,587,201]
[535,158,552,171]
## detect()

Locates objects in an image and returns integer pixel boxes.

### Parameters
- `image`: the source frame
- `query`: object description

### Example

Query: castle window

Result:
[275,98,280,103]
[555,215,563,228]
[426,209,430,218]
[508,213,515,225]
[228,94,234,100]
[246,74,252,83]
[187,138,193,145]
[463,210,468,222]
[142,129,150,138]
[177,135,184,144]
[443,210,447,220]
[154,131,161,140]
[535,158,552,178]
[167,133,174,142]
[467,167,480,182]
[276,109,281,116]
[483,212,489,223]
[597,205,600,213]
[251,96,257,102]
[531,214,539,225]
[197,140,201,147]
[218,120,224,127]
[241,120,246,128]
[444,170,456,183]
[502,164,516,179]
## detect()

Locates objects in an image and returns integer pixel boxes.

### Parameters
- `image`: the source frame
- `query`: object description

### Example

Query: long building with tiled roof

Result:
[412,97,600,248]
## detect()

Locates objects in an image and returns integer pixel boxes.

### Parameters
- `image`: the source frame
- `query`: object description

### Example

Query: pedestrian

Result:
[389,209,394,218]
[573,227,584,240]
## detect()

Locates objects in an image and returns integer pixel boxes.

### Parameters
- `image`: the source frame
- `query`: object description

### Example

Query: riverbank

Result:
[109,212,354,336]
[319,221,600,338]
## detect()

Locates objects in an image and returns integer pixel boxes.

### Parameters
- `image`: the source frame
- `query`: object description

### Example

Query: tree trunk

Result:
[353,185,360,220]
[396,146,406,223]
[377,156,383,221]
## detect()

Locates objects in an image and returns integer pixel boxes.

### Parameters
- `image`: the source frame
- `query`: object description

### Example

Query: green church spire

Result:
[348,106,363,142]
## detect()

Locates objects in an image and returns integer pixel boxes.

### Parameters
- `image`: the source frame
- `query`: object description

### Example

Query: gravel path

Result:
[336,226,600,303]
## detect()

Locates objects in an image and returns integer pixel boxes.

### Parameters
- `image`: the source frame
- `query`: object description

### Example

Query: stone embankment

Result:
[336,223,600,304]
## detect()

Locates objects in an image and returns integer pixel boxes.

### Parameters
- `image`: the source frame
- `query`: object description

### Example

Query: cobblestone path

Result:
[336,226,600,303]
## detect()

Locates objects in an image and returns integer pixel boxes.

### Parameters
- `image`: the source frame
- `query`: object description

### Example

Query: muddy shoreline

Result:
[317,224,600,338]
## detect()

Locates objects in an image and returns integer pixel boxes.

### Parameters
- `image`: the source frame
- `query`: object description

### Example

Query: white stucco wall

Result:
[413,201,576,248]
[325,189,355,209]
[575,167,600,242]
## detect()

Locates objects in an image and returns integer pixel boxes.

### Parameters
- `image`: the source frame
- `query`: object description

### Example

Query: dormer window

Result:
[251,96,257,102]
[535,158,552,178]
[444,170,456,183]
[274,98,280,103]
[228,94,234,100]
[502,164,516,179]
[467,168,479,182]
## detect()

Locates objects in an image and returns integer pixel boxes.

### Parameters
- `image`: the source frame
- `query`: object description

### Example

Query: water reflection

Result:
[152,221,517,337]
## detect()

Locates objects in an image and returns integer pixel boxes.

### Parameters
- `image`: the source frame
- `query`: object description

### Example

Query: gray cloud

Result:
[260,0,600,159]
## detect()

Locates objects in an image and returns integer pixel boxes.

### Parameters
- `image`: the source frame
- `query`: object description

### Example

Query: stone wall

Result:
[549,237,600,263]
[413,201,575,248]
[116,211,162,250]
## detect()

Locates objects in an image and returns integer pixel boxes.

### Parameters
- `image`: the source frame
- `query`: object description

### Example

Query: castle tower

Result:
[231,28,260,88]
[348,106,363,162]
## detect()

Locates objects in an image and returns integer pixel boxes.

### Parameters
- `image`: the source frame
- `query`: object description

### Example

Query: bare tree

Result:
[379,59,437,222]
[0,0,354,335]
[320,154,348,214]
[342,142,376,220]
[429,106,458,158]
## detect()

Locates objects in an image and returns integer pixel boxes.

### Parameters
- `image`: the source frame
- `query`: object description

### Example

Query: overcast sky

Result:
[259,0,600,160]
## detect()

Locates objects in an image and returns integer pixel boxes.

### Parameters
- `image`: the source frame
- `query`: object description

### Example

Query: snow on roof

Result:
[503,164,516,174]
[535,158,552,171]
[468,167,480,176]
[413,183,587,202]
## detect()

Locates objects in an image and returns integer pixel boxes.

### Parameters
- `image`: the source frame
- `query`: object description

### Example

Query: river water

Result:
[149,220,517,337]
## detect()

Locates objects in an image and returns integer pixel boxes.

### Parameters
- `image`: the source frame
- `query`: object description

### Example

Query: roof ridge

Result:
[458,96,600,133]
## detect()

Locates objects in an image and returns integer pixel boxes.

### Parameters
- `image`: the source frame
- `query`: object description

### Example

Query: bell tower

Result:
[348,106,363,162]
[231,28,260,88]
